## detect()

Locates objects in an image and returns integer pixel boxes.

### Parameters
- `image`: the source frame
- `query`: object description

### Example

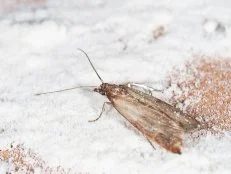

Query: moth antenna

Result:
[35,86,96,96]
[77,48,104,83]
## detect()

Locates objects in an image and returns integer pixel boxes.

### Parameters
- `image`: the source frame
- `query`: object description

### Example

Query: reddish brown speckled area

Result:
[170,57,231,132]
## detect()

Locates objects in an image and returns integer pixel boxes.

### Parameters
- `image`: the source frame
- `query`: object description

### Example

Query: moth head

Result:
[94,83,127,97]
[93,83,108,95]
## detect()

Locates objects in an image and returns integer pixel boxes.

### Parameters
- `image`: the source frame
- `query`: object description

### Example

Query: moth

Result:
[36,49,200,154]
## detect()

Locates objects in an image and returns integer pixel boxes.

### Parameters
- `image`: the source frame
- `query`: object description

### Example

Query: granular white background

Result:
[0,0,231,173]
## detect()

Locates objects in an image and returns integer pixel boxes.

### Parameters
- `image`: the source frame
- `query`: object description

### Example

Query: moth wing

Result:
[112,96,183,154]
[126,86,200,132]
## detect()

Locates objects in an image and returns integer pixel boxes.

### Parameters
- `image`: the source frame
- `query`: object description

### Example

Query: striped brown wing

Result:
[125,86,200,132]
[111,94,183,154]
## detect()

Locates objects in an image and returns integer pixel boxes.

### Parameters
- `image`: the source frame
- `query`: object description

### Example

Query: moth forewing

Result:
[124,86,200,132]
[111,86,183,153]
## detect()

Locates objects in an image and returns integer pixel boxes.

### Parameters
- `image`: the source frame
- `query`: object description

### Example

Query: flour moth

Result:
[36,49,200,154]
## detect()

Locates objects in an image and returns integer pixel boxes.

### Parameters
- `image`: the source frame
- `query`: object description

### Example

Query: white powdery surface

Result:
[0,0,231,173]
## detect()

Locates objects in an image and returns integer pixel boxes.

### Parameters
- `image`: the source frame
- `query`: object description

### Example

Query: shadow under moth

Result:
[36,49,201,154]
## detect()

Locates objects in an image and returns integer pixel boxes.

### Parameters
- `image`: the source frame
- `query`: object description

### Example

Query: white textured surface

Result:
[0,0,231,173]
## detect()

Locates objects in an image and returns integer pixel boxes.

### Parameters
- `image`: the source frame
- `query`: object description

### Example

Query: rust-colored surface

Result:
[0,144,70,174]
[169,57,231,132]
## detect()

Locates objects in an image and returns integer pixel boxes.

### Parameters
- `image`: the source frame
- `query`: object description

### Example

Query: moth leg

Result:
[128,120,156,150]
[147,138,156,150]
[88,102,111,122]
